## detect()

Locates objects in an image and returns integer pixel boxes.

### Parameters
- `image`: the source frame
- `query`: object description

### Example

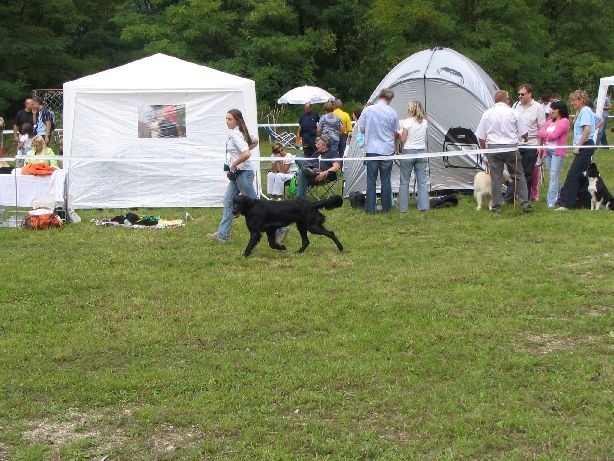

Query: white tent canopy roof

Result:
[64,53,252,92]
[368,47,497,106]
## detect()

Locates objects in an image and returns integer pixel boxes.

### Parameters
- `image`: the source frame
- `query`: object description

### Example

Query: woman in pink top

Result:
[538,101,570,207]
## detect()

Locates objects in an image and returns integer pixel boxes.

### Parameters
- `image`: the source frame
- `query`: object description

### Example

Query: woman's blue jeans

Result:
[398,150,429,212]
[544,150,564,206]
[215,170,257,240]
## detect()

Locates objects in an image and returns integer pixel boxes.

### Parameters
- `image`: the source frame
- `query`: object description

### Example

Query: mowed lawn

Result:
[0,149,612,460]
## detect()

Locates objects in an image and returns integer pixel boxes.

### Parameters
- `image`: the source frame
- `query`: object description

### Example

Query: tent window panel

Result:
[137,105,186,138]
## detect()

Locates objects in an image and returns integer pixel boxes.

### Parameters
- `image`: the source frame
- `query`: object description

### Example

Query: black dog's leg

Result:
[309,224,344,252]
[266,228,286,251]
[296,223,310,253]
[244,232,262,257]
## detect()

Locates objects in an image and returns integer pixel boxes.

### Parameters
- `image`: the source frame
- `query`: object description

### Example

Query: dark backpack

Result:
[429,194,459,208]
[348,191,366,209]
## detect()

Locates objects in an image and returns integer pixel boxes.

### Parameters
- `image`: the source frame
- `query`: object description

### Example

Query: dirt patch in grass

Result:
[565,252,613,267]
[20,408,204,458]
[517,333,599,355]
[0,442,9,461]
[22,409,101,446]
[150,423,203,455]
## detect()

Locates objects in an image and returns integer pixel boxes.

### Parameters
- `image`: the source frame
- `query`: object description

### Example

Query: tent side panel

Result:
[67,90,258,208]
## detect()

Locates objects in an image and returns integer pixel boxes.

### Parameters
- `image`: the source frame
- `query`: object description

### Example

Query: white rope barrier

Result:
[1,144,611,164]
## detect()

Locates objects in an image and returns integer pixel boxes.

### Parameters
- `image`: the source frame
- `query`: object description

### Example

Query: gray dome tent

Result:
[343,47,499,197]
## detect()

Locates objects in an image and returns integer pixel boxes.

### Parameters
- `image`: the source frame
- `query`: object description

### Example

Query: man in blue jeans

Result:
[357,88,400,213]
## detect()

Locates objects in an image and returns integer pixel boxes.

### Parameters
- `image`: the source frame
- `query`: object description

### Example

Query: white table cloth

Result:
[0,168,65,207]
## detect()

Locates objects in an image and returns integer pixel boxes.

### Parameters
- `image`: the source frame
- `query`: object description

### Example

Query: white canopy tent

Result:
[63,53,260,209]
[594,75,613,142]
[344,47,498,196]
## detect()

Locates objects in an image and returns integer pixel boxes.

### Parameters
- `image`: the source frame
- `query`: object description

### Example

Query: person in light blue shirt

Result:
[357,88,400,213]
[558,90,597,210]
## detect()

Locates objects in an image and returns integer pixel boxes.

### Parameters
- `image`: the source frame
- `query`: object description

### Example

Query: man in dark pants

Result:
[504,83,545,202]
[476,90,532,214]
[298,103,319,162]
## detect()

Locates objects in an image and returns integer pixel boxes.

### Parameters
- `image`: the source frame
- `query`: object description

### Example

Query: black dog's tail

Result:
[313,195,343,210]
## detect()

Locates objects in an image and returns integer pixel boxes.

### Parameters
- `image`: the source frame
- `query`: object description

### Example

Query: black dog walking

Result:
[232,195,344,256]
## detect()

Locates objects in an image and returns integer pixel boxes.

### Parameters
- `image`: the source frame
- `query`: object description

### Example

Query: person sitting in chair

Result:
[25,135,59,168]
[267,142,298,199]
[296,136,341,199]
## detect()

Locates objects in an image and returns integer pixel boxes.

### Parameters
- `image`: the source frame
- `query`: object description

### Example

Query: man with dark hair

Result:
[476,90,532,214]
[504,83,546,202]
[357,88,399,213]
[298,103,320,160]
[12,97,36,143]
[32,96,54,145]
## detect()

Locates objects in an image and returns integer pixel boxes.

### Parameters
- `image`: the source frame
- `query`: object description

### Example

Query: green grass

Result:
[0,149,612,460]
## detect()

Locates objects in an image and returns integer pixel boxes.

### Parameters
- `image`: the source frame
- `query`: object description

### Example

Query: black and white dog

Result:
[583,163,614,210]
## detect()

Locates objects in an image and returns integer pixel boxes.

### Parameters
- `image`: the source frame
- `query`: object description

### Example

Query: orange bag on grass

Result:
[23,214,62,230]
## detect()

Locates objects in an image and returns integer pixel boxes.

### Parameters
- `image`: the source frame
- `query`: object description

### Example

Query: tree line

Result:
[1,0,612,118]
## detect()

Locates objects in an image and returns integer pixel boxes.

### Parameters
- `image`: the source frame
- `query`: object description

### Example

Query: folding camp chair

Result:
[442,126,484,170]
[307,170,339,200]
[263,113,300,150]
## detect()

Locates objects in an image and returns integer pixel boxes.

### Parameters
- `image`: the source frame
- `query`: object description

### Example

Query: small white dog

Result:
[474,169,511,210]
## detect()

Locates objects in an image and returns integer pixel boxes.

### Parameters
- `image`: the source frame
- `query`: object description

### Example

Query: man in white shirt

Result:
[504,83,546,202]
[476,90,531,213]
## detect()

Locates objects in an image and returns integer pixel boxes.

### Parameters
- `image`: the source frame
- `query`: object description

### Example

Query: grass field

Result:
[0,148,612,460]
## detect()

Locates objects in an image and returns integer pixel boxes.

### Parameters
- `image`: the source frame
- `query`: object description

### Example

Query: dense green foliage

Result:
[1,0,613,116]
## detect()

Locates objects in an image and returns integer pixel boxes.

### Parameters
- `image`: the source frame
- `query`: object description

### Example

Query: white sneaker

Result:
[555,206,568,211]
[207,232,227,244]
[547,204,555,208]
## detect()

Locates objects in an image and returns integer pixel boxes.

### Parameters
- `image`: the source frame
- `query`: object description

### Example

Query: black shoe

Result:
[491,207,501,214]
[522,203,533,213]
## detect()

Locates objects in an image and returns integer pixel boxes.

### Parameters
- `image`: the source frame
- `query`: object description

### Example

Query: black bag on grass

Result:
[349,191,366,209]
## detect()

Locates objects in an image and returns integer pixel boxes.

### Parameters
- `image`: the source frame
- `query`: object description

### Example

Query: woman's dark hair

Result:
[227,109,251,144]
[550,101,569,119]
[20,122,33,135]
[353,108,362,119]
